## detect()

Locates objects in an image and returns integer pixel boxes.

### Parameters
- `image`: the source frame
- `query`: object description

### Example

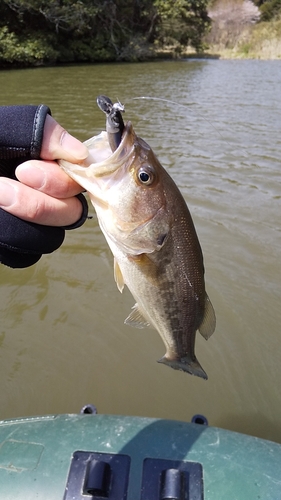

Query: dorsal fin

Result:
[199,293,216,340]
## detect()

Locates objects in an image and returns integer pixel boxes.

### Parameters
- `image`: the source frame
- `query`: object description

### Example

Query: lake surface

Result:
[0,60,280,443]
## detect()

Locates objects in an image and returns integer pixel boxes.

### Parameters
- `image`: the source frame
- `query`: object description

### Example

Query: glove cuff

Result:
[0,104,51,168]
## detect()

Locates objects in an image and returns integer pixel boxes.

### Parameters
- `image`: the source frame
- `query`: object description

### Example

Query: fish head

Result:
[60,122,171,255]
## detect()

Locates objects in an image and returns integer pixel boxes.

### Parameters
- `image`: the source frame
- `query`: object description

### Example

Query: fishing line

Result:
[127,95,231,147]
[131,96,196,109]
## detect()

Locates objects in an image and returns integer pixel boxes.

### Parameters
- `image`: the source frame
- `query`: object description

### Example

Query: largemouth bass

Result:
[60,97,216,379]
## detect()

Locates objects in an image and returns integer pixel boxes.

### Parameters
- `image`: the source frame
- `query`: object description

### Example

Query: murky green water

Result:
[0,60,280,443]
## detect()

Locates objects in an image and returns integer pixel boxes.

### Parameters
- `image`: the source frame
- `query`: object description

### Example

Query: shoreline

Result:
[1,24,281,71]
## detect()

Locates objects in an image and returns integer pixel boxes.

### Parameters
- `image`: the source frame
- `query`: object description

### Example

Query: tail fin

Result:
[158,355,208,380]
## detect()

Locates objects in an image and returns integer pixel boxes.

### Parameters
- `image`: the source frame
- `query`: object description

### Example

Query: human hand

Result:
[0,115,89,227]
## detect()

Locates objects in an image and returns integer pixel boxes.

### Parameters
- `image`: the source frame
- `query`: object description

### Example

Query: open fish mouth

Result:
[60,121,135,179]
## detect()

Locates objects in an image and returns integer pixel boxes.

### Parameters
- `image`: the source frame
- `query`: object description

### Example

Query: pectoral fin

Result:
[128,253,158,283]
[114,258,125,293]
[198,293,216,340]
[125,303,150,329]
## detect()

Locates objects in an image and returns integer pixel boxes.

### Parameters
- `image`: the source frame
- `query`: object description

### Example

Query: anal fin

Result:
[125,303,150,329]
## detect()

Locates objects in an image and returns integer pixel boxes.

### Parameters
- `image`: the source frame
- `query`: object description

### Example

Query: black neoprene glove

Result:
[0,105,88,268]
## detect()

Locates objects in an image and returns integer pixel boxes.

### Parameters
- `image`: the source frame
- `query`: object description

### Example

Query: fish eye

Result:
[137,166,155,185]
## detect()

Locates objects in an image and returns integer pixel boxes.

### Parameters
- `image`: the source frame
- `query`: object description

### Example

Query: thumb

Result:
[40,114,88,163]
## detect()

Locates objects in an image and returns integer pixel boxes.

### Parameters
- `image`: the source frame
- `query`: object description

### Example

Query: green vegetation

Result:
[0,0,211,67]
[253,0,281,21]
[2,0,281,66]
[204,0,281,59]
[232,17,281,58]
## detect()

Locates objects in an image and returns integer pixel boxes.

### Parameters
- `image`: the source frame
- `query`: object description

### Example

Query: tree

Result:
[154,0,211,51]
[0,0,211,66]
